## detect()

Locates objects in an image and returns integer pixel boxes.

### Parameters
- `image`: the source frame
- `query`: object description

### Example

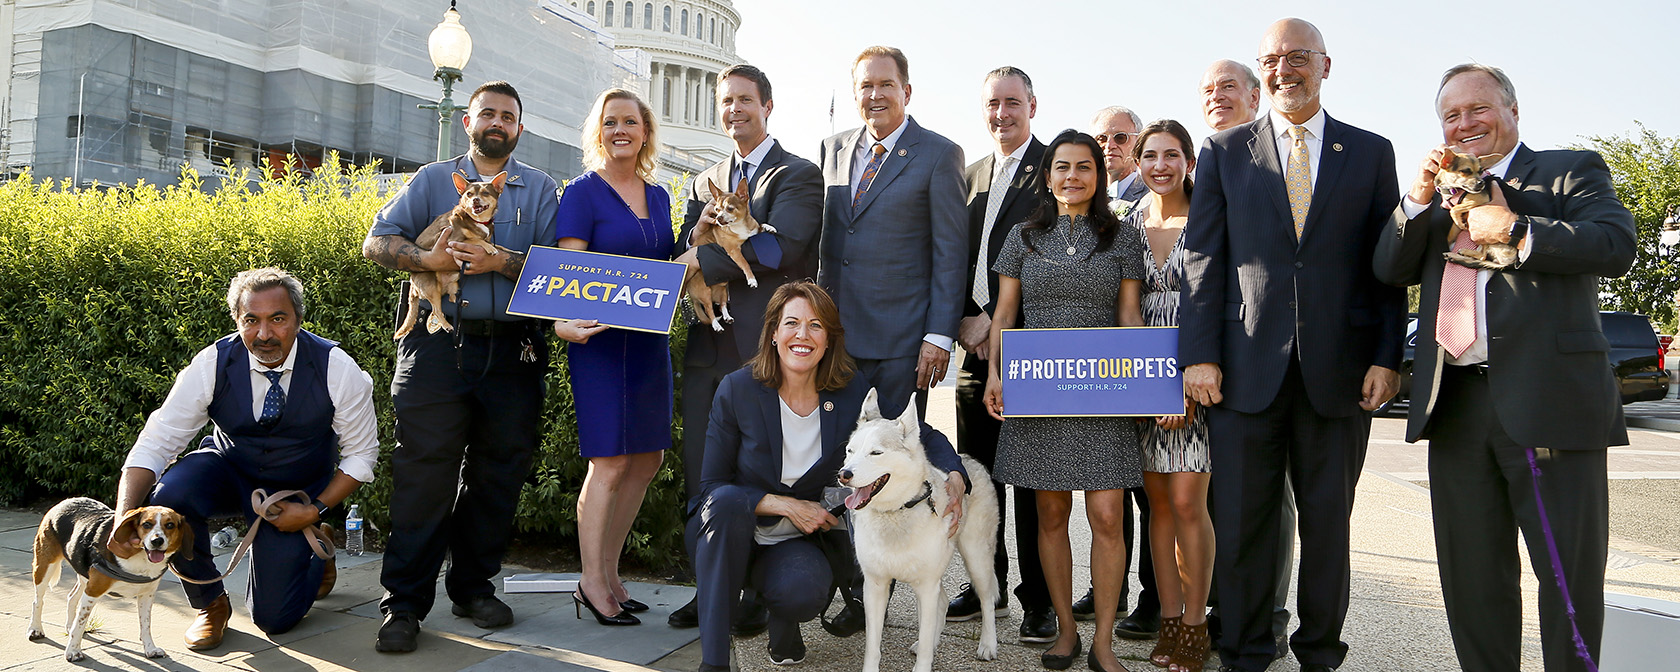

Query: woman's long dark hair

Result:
[1020,129,1121,259]
[1131,118,1196,199]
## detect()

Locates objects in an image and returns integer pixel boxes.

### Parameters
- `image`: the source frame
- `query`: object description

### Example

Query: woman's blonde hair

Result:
[581,88,660,182]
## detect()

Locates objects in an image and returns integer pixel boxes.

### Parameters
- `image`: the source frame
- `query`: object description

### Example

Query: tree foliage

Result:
[1575,123,1680,333]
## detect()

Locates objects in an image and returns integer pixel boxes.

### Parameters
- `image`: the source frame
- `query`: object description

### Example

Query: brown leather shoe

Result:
[185,593,231,651]
[316,523,337,600]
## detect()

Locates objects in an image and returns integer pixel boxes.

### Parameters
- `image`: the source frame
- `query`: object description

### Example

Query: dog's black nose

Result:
[839,469,853,483]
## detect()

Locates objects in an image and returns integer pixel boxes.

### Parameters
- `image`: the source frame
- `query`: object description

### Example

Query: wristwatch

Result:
[1508,218,1529,244]
[312,499,331,519]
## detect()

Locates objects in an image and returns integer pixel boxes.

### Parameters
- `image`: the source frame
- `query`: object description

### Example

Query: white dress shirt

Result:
[756,397,824,545]
[1400,144,1531,365]
[992,142,1029,194]
[732,135,776,188]
[851,119,955,353]
[124,339,381,483]
[1270,107,1326,191]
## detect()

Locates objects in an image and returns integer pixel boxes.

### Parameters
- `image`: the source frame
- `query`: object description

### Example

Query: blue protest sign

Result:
[998,327,1183,417]
[506,246,687,334]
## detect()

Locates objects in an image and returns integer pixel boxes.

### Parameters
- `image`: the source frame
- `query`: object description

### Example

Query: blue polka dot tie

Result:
[258,370,285,429]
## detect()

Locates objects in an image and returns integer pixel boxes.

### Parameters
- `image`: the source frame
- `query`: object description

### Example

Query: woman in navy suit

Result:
[689,282,969,672]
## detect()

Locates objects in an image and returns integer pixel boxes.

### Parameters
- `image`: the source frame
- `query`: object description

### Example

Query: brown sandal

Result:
[1149,615,1182,668]
[1168,619,1210,672]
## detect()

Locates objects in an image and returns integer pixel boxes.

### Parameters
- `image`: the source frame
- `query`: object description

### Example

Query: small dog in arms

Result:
[840,390,1000,672]
[1436,147,1515,270]
[682,178,777,331]
[29,498,191,661]
[394,170,506,339]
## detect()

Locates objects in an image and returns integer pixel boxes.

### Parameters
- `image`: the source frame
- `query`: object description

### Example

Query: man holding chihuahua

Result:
[114,267,378,649]
[362,80,559,653]
[1374,64,1635,672]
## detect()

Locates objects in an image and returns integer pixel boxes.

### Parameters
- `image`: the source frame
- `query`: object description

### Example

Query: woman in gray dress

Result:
[1126,119,1213,672]
[983,130,1146,672]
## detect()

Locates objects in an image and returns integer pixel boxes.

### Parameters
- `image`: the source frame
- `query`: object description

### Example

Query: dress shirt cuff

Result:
[1514,217,1536,263]
[1400,195,1430,221]
[923,334,955,352]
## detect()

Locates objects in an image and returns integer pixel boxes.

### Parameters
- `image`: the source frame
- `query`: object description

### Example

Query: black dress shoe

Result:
[1071,588,1126,621]
[698,664,731,672]
[1300,665,1336,672]
[1274,632,1290,661]
[731,598,769,638]
[1040,632,1082,670]
[822,595,865,638]
[946,582,1009,622]
[375,612,420,653]
[1114,607,1160,640]
[1018,606,1058,643]
[452,595,514,628]
[669,596,699,628]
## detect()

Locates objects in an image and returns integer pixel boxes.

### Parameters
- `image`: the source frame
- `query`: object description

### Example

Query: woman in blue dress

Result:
[552,88,675,626]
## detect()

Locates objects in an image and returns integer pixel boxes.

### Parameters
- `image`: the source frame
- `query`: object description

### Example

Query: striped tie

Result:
[972,156,1016,308]
[1285,125,1312,239]
[853,143,886,208]
[1437,228,1478,358]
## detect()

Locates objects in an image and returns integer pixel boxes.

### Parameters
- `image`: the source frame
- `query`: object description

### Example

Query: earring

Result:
[771,340,777,346]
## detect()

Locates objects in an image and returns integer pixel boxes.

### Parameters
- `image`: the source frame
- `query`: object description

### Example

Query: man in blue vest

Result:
[114,267,379,651]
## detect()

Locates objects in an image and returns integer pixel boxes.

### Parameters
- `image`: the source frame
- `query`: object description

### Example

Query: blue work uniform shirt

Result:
[370,154,560,321]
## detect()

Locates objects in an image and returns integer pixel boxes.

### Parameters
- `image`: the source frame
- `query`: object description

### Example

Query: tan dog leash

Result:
[172,489,335,585]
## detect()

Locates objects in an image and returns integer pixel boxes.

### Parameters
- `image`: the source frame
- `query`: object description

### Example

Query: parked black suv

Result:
[1380,311,1669,416]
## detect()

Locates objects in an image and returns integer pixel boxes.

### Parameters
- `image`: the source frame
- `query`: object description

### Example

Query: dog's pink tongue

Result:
[844,484,871,510]
[147,550,166,563]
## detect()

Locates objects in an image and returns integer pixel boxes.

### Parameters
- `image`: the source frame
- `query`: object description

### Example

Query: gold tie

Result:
[1285,125,1311,239]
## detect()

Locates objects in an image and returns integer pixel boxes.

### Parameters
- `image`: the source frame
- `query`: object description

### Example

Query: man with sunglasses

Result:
[1089,107,1148,212]
[1179,18,1404,672]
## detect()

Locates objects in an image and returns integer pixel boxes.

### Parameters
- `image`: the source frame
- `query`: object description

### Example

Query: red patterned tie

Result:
[1436,228,1478,358]
[853,143,886,208]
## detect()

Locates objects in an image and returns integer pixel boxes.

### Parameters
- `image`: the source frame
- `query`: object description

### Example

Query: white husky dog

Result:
[840,390,1000,672]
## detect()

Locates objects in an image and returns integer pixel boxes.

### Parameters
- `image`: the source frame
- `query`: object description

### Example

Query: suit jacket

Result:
[695,368,969,520]
[816,116,968,360]
[1180,113,1405,417]
[680,139,825,366]
[1109,173,1150,212]
[960,138,1046,375]
[1372,145,1636,449]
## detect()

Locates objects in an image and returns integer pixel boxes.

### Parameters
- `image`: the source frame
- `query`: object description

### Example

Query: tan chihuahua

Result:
[394,171,505,339]
[683,178,777,331]
[1436,148,1515,270]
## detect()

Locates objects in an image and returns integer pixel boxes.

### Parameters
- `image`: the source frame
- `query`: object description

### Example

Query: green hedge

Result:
[0,160,692,566]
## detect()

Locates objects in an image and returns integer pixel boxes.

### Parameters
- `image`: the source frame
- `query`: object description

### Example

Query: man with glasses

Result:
[1089,107,1148,212]
[1179,19,1404,672]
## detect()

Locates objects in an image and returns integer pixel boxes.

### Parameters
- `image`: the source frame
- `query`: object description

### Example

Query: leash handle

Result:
[173,489,335,585]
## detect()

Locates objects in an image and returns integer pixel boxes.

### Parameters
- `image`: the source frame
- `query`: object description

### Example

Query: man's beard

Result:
[472,128,520,159]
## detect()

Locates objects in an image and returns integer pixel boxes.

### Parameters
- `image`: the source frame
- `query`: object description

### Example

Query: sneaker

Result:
[375,612,420,653]
[945,583,1009,622]
[769,639,807,665]
[1018,605,1058,643]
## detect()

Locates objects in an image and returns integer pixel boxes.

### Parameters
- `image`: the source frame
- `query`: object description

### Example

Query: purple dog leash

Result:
[1524,446,1600,672]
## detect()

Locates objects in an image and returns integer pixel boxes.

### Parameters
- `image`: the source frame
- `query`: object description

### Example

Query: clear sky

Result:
[728,0,1676,179]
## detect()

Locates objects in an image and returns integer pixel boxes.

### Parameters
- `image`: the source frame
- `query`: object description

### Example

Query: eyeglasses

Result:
[1256,49,1326,71]
[1093,132,1133,146]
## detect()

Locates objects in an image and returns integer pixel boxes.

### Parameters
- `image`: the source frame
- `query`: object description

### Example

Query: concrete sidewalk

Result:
[1626,397,1680,432]
[4,388,1679,671]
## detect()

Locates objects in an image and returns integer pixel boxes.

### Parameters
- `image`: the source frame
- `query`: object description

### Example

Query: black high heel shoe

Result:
[620,598,649,613]
[575,591,640,626]
[1041,632,1082,670]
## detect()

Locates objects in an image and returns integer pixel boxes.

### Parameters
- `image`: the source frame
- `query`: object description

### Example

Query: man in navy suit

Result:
[1179,18,1404,672]
[817,46,967,421]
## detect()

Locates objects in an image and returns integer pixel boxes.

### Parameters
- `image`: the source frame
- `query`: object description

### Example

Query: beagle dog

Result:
[28,497,191,661]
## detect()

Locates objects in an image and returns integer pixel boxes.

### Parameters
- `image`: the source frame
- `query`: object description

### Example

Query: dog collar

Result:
[91,554,160,584]
[901,481,936,514]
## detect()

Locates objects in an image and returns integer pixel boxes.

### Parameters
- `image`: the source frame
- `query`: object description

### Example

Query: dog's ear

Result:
[452,171,470,195]
[734,175,750,200]
[894,398,920,441]
[489,171,509,193]
[1440,146,1460,166]
[107,509,144,559]
[169,512,194,562]
[1476,153,1504,167]
[860,388,883,423]
[707,179,723,201]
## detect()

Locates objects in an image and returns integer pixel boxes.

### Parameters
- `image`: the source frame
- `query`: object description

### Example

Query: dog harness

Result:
[90,555,160,584]
[901,481,936,514]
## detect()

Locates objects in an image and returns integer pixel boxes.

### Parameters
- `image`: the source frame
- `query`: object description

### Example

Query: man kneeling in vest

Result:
[111,267,380,650]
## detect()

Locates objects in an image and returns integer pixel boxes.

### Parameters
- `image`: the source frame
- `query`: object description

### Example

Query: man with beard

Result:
[1179,19,1403,672]
[361,80,559,653]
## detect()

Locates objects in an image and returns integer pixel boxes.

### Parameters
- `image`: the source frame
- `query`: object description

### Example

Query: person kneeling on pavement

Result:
[112,268,379,650]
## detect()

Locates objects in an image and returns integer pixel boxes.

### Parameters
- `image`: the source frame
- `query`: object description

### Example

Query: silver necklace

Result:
[1062,216,1081,256]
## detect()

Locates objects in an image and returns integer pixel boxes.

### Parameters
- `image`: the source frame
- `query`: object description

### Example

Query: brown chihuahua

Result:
[1436,148,1516,270]
[682,178,777,331]
[394,171,505,339]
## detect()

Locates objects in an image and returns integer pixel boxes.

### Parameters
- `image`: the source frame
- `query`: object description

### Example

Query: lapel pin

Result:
[823,401,834,412]
[1332,143,1344,152]
[897,149,908,157]
[1023,165,1034,173]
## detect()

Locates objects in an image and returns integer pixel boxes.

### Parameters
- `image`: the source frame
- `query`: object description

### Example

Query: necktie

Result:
[1285,125,1312,239]
[1437,228,1479,359]
[853,143,886,208]
[972,156,1016,308]
[258,370,285,429]
[736,161,752,193]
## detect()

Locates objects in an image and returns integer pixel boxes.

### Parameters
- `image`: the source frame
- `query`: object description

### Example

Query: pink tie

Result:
[1436,228,1477,358]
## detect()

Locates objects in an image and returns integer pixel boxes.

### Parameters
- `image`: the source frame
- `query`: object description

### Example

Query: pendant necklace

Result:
[1062,216,1081,256]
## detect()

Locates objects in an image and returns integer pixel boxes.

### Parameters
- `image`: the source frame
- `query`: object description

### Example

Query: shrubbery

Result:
[0,160,691,565]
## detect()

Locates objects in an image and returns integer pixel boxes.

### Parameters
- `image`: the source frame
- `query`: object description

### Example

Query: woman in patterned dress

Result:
[1127,119,1213,672]
[983,130,1147,672]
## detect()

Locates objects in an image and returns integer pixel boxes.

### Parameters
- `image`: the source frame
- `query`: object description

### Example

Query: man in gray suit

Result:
[1374,63,1634,672]
[1090,106,1148,212]
[817,46,967,420]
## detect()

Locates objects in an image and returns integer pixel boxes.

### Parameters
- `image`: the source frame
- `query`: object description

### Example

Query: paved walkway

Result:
[4,387,1679,671]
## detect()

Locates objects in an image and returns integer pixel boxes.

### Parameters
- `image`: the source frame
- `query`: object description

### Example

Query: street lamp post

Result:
[419,2,473,162]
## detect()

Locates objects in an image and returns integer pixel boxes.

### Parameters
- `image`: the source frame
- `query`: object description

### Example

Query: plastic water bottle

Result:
[345,505,364,556]
[211,526,239,550]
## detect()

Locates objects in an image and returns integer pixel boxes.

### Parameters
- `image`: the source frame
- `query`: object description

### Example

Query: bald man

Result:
[1179,19,1403,672]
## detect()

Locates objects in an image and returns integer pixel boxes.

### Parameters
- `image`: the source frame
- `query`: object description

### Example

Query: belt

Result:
[1443,362,1490,376]
[416,308,535,338]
